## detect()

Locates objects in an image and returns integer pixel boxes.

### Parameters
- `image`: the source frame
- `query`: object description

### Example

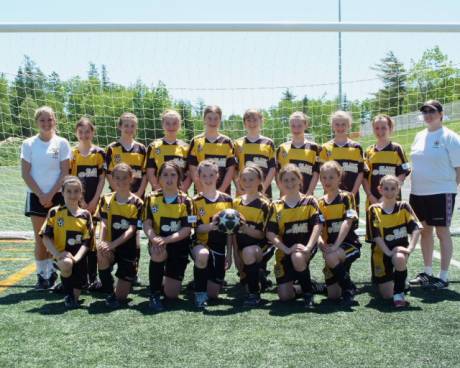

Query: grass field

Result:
[0,239,460,368]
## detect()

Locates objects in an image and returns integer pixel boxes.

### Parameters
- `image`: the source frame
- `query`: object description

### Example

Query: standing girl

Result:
[276,111,321,195]
[40,176,93,308]
[266,164,323,307]
[187,105,236,194]
[318,161,361,306]
[70,117,106,289]
[192,160,234,309]
[145,109,191,192]
[143,162,193,312]
[97,163,144,308]
[21,106,71,290]
[233,166,272,306]
[320,111,364,209]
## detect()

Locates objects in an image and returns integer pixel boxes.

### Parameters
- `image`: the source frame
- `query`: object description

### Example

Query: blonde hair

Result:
[197,159,219,176]
[161,109,182,124]
[203,105,222,120]
[62,175,83,192]
[118,112,138,127]
[34,106,56,122]
[289,111,310,126]
[379,175,400,188]
[330,110,352,128]
[372,114,394,132]
[278,164,303,186]
[243,108,263,122]
[112,162,133,178]
[320,160,343,178]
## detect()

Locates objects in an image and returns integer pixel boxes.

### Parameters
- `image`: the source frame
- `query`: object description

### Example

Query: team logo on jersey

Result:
[161,220,181,233]
[282,149,288,158]
[150,205,158,214]
[326,150,332,157]
[372,166,396,176]
[297,163,313,175]
[114,154,122,164]
[285,222,309,234]
[342,162,358,173]
[113,219,130,230]
[155,147,161,155]
[198,144,203,152]
[199,208,205,217]
[50,145,60,159]
[276,213,281,222]
[433,140,440,148]
[67,234,82,246]
[384,226,408,242]
[78,168,98,178]
[57,218,64,227]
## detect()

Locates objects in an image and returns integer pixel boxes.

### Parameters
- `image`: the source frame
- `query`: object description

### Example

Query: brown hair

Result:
[243,108,263,122]
[118,112,138,127]
[203,105,222,120]
[112,162,133,178]
[289,111,310,126]
[161,109,182,124]
[320,160,343,178]
[278,164,303,187]
[379,175,400,188]
[197,159,219,176]
[62,175,83,192]
[241,164,265,192]
[157,161,183,187]
[75,116,95,132]
[372,114,394,132]
[34,106,56,122]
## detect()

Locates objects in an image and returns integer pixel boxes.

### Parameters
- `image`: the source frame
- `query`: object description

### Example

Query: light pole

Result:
[338,0,343,110]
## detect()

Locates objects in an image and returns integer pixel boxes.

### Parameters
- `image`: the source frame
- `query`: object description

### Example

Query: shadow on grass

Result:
[0,288,62,306]
[409,282,460,304]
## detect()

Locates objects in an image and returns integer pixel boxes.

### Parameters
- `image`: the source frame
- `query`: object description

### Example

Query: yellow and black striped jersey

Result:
[143,190,193,246]
[105,141,147,193]
[364,142,410,200]
[40,204,93,253]
[319,139,364,193]
[187,134,236,193]
[276,140,321,194]
[234,136,276,176]
[318,191,359,245]
[367,201,421,248]
[70,146,105,203]
[145,138,189,175]
[267,195,324,249]
[193,191,233,253]
[98,192,143,251]
[233,195,271,248]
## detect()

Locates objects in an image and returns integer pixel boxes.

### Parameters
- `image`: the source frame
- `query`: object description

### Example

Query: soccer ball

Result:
[217,209,241,234]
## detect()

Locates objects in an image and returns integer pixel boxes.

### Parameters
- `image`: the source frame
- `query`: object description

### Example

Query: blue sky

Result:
[1,0,460,114]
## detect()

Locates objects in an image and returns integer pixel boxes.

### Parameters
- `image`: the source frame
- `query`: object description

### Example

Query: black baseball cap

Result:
[420,100,443,113]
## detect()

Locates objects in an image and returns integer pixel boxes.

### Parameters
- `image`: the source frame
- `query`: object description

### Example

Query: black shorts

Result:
[25,192,64,217]
[409,193,456,227]
[148,241,190,282]
[68,257,88,289]
[371,243,397,284]
[323,242,361,286]
[114,245,138,282]
[274,246,317,285]
[207,249,226,285]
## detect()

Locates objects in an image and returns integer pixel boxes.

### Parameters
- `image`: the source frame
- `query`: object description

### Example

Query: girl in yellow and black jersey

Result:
[266,164,323,308]
[318,161,361,306]
[40,176,93,309]
[192,160,234,309]
[143,162,193,312]
[70,117,105,290]
[145,109,191,192]
[96,163,143,309]
[320,111,364,209]
[233,165,271,307]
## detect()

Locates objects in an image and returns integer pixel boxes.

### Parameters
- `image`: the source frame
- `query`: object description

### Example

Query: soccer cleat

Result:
[409,272,432,287]
[48,272,58,289]
[340,290,355,307]
[149,293,165,312]
[194,292,208,310]
[87,280,103,292]
[51,282,65,294]
[244,293,261,307]
[429,277,449,290]
[105,293,121,309]
[260,274,273,292]
[64,294,80,309]
[34,274,49,291]
[311,280,327,295]
[303,293,315,309]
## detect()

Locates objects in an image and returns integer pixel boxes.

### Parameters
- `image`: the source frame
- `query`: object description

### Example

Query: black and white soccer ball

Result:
[217,209,241,234]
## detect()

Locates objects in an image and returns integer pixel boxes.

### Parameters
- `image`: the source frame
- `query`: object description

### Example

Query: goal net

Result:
[0,26,459,237]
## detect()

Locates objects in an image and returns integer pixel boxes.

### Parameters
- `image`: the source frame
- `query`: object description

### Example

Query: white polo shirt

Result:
[20,134,71,193]
[411,126,460,195]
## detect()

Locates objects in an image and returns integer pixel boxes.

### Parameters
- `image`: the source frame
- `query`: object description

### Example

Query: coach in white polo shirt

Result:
[20,106,71,291]
[409,100,460,289]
